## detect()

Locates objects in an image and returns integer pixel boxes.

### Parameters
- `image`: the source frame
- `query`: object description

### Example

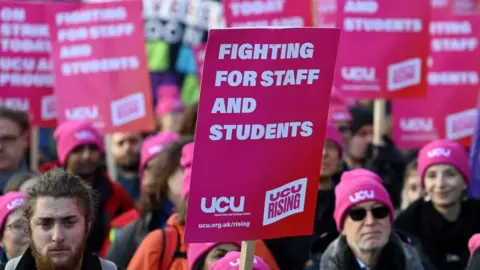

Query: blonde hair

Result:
[400,159,419,210]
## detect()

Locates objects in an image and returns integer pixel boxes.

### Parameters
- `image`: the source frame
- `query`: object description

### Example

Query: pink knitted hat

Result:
[187,242,241,268]
[0,192,25,230]
[210,251,269,270]
[418,139,470,187]
[54,121,104,165]
[139,131,179,176]
[180,142,194,199]
[155,85,184,117]
[333,169,394,231]
[469,234,480,255]
[325,122,343,154]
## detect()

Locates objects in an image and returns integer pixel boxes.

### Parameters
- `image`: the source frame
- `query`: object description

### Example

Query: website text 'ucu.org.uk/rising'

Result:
[198,221,251,229]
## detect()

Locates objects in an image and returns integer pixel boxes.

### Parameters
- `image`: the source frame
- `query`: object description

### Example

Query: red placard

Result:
[0,2,56,127]
[184,28,340,242]
[335,0,430,99]
[392,15,480,148]
[223,0,313,27]
[47,0,155,133]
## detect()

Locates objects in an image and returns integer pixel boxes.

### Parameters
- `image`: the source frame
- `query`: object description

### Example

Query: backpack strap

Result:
[160,225,183,268]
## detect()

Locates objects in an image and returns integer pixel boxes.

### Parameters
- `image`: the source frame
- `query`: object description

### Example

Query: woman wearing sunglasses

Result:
[395,139,480,270]
[320,169,426,270]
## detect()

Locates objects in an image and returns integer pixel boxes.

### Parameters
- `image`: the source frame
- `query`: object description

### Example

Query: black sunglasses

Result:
[348,206,389,221]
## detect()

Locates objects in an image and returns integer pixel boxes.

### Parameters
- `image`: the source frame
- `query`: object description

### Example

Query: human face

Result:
[30,197,89,270]
[404,171,422,205]
[158,112,183,132]
[320,140,340,178]
[202,243,240,270]
[167,167,184,207]
[2,208,29,259]
[424,164,467,207]
[19,177,40,193]
[111,133,142,170]
[0,118,27,173]
[66,145,101,179]
[141,160,156,197]
[347,125,373,160]
[342,201,391,254]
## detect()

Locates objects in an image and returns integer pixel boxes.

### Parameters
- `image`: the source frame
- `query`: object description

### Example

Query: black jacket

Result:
[0,248,123,270]
[395,199,480,270]
[265,187,339,269]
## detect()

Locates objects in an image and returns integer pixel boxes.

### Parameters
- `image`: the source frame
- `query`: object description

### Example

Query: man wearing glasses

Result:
[320,169,426,270]
[0,108,29,193]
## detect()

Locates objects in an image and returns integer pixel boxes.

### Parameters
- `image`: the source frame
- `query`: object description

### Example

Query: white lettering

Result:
[349,190,375,203]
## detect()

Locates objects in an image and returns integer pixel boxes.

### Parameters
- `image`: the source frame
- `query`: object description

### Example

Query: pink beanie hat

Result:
[418,139,470,187]
[180,142,194,199]
[469,234,480,255]
[334,169,394,231]
[210,251,269,270]
[0,192,25,230]
[54,121,104,165]
[155,85,184,117]
[325,122,343,154]
[188,242,241,268]
[139,131,179,176]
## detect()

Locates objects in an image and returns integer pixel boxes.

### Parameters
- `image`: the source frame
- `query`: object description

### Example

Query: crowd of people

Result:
[1,89,480,270]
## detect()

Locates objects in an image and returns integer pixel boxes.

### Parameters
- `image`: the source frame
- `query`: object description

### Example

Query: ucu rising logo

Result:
[201,196,246,216]
[349,190,375,203]
[75,131,96,141]
[6,198,24,210]
[427,148,451,158]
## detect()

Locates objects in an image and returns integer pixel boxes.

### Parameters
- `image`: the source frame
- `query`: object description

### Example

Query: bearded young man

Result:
[0,168,123,270]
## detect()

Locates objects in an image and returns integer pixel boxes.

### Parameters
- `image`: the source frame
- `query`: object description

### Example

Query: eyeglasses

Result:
[348,206,389,221]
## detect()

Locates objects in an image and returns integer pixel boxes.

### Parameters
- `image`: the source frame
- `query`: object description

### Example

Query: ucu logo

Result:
[349,190,375,203]
[6,198,24,210]
[148,145,163,155]
[75,131,96,141]
[229,257,258,266]
[427,147,451,158]
[201,196,245,214]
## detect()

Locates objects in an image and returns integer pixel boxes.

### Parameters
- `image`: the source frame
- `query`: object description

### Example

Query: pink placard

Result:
[47,0,155,133]
[0,2,56,127]
[184,28,340,242]
[335,0,430,99]
[392,15,480,148]
[314,0,337,27]
[193,43,206,83]
[223,0,313,28]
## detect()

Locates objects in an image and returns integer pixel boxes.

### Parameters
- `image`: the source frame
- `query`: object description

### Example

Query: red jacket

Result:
[39,161,135,252]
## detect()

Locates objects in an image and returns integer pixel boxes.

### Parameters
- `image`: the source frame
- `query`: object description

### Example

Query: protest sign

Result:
[184,28,340,243]
[47,0,155,133]
[0,3,56,127]
[314,0,336,27]
[335,0,430,99]
[223,0,313,28]
[392,15,480,148]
